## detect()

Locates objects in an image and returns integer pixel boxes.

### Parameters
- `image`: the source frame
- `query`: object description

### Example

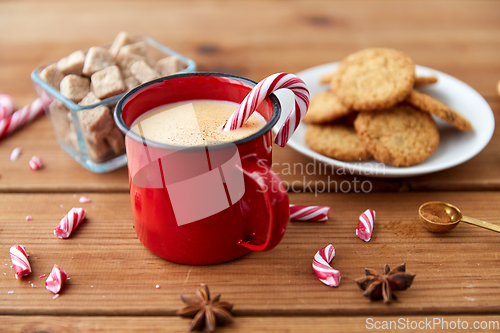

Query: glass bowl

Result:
[31,35,196,173]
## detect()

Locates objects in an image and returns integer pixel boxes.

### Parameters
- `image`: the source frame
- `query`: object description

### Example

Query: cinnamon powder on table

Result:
[421,205,454,224]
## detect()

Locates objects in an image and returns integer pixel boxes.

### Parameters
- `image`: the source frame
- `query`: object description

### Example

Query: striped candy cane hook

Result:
[222,73,309,147]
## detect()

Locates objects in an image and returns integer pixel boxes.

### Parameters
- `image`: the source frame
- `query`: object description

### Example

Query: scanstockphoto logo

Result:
[256,159,385,195]
[127,103,246,227]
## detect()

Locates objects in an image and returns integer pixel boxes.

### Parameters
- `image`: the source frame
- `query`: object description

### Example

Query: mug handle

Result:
[237,154,289,251]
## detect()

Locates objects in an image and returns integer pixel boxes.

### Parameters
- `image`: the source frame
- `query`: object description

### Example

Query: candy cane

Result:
[54,208,87,239]
[312,244,341,287]
[28,156,43,170]
[9,147,23,161]
[0,93,14,120]
[9,245,32,278]
[356,209,376,242]
[0,98,45,140]
[45,264,67,294]
[222,73,309,147]
[289,204,330,222]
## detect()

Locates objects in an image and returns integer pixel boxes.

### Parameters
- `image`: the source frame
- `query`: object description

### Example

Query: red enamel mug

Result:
[114,73,289,265]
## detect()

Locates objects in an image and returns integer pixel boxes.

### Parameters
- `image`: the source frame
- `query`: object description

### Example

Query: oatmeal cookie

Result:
[305,122,371,161]
[302,90,351,124]
[331,48,415,111]
[406,90,472,131]
[414,76,438,86]
[353,104,439,166]
[319,71,336,85]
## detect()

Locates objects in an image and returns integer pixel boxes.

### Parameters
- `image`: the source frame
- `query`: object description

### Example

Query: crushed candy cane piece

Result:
[53,294,59,299]
[9,147,22,161]
[289,204,330,222]
[356,209,376,242]
[155,284,161,289]
[45,264,67,294]
[25,216,32,221]
[8,291,13,294]
[9,245,31,278]
[28,156,43,170]
[39,274,46,278]
[54,208,87,238]
[79,196,91,203]
[312,244,341,287]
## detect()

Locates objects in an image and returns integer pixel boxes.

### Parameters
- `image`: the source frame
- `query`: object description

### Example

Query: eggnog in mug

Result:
[131,100,266,146]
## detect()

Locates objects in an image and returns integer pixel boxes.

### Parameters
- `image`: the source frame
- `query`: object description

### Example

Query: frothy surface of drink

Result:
[131,100,266,146]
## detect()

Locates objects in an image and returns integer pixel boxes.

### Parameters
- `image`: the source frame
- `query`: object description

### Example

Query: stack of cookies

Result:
[304,48,472,167]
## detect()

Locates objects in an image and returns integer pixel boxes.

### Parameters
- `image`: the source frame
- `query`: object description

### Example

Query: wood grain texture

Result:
[2,315,500,333]
[0,0,499,192]
[1,0,500,330]
[1,192,500,316]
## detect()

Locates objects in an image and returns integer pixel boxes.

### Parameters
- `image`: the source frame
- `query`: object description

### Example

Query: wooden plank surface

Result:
[1,0,500,331]
[2,315,500,333]
[0,0,499,192]
[1,192,500,316]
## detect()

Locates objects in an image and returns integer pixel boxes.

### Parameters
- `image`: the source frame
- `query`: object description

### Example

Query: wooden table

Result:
[1,1,500,332]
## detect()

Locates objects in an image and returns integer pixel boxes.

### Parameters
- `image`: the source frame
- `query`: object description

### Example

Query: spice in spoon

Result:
[420,205,454,224]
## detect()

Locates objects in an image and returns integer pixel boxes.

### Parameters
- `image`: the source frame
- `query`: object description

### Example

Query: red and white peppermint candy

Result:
[312,244,341,287]
[29,156,44,170]
[356,209,376,242]
[222,73,310,147]
[9,147,23,161]
[0,98,45,141]
[9,245,32,278]
[54,207,87,238]
[45,264,67,294]
[0,93,14,120]
[289,204,330,222]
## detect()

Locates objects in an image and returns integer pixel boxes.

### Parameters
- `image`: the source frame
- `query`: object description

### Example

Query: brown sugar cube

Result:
[116,48,145,76]
[82,47,116,77]
[91,65,126,99]
[78,106,113,135]
[57,50,85,75]
[60,74,90,103]
[85,136,111,162]
[155,56,185,76]
[77,92,114,138]
[109,31,131,57]
[79,91,100,106]
[131,60,160,84]
[49,100,71,139]
[124,75,140,91]
[39,63,64,90]
[105,125,125,154]
[120,41,147,58]
[67,123,79,150]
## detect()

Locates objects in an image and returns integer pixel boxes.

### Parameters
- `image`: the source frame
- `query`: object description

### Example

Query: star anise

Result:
[355,263,415,304]
[177,284,233,332]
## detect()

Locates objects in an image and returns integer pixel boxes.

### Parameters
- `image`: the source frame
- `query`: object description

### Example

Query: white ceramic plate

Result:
[273,63,495,178]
